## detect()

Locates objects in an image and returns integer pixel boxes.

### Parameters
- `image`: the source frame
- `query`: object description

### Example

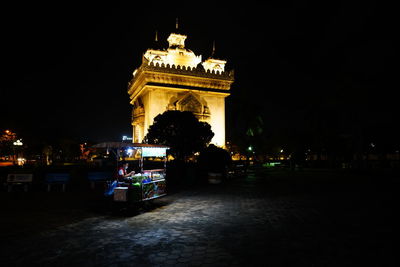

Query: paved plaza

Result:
[0,168,395,266]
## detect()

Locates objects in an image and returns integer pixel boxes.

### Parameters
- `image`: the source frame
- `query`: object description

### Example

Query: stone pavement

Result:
[0,168,395,266]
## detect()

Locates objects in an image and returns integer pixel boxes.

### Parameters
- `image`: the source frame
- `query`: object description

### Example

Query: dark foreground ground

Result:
[0,167,396,266]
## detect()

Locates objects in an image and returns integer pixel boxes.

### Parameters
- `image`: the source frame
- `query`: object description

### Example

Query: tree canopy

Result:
[144,111,214,161]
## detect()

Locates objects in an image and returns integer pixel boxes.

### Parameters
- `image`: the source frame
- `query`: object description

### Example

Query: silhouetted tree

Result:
[0,130,16,157]
[245,115,265,156]
[144,111,214,161]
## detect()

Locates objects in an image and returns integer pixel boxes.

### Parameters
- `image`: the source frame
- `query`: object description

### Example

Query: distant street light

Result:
[370,143,375,148]
[13,139,23,146]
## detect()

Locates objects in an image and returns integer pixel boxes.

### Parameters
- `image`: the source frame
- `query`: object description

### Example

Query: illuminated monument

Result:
[127,26,234,147]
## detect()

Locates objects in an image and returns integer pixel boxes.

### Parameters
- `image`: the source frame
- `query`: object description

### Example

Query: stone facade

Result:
[127,31,234,147]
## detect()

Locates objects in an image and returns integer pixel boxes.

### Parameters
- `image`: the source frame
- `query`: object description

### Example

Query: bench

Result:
[87,171,112,189]
[45,173,70,192]
[6,173,33,192]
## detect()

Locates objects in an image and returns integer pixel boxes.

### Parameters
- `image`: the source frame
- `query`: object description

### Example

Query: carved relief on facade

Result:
[178,93,202,114]
[132,98,145,143]
[132,98,145,121]
[166,92,211,122]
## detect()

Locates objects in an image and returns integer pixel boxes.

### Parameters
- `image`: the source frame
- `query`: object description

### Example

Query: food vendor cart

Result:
[91,142,169,206]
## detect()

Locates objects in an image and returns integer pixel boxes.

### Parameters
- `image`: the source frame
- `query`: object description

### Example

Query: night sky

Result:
[1,1,396,147]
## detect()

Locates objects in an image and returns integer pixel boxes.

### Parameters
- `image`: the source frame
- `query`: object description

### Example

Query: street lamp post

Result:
[13,139,23,165]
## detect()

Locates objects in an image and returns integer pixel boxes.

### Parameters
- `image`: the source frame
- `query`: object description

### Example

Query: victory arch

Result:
[127,30,234,147]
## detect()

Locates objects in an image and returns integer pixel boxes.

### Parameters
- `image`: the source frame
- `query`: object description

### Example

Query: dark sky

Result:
[1,1,396,146]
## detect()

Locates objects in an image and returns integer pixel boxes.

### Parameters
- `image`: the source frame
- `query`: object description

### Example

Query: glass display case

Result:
[141,169,166,200]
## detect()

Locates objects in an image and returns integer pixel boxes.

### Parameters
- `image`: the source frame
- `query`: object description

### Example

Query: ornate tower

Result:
[127,29,234,147]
